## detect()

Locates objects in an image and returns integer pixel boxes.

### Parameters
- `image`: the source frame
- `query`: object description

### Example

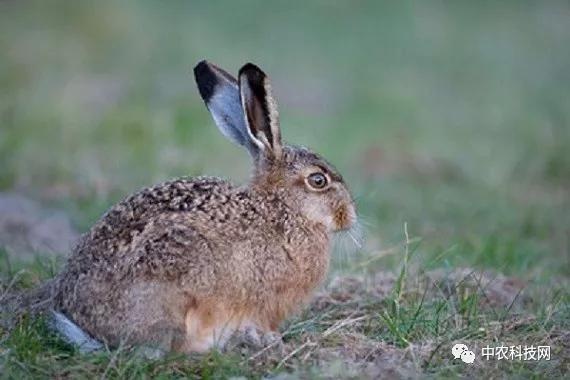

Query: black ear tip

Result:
[194,60,217,102]
[193,60,211,79]
[194,59,209,69]
[239,63,267,82]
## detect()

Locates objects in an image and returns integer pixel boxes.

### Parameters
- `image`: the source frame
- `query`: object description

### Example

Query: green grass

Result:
[1,0,569,378]
[3,316,253,379]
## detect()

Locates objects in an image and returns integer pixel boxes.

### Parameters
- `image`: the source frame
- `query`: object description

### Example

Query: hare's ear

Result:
[193,60,259,157]
[238,63,283,160]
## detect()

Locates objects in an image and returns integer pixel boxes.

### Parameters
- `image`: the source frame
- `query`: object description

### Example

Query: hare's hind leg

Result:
[121,285,236,352]
[117,282,197,352]
[124,284,246,353]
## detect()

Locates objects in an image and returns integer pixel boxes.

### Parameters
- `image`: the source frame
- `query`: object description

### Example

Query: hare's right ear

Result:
[193,60,259,157]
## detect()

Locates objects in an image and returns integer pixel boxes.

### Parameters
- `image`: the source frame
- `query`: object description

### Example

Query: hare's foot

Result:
[224,325,283,352]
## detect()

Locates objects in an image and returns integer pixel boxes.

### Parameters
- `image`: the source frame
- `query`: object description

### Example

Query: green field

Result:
[1,1,569,378]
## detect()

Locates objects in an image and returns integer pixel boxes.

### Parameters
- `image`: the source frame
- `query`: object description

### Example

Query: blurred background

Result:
[0,1,568,278]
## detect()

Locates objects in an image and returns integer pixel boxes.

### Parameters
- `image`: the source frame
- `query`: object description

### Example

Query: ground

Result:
[0,1,569,378]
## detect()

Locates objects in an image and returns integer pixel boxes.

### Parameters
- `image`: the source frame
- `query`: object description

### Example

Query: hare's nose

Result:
[333,204,355,231]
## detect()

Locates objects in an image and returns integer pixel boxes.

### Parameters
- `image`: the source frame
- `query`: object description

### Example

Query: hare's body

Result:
[40,61,357,353]
[53,175,330,351]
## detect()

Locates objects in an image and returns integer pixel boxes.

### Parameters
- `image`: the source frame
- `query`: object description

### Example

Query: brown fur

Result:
[6,62,357,353]
[49,145,355,352]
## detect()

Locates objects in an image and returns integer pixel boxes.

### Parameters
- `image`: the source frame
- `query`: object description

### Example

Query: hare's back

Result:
[56,177,245,316]
[69,177,239,270]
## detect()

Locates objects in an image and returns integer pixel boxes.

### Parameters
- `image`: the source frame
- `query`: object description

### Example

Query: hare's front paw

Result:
[225,326,283,352]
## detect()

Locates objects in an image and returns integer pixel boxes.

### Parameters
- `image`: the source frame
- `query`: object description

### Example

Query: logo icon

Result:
[452,343,475,364]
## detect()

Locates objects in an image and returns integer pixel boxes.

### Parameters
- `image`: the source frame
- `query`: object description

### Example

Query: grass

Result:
[1,0,569,378]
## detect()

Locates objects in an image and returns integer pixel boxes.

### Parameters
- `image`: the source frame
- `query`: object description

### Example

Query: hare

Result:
[45,61,357,353]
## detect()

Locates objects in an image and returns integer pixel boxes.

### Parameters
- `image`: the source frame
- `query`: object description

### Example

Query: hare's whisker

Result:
[347,230,362,249]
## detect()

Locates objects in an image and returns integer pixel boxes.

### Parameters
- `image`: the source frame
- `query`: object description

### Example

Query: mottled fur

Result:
[10,62,357,353]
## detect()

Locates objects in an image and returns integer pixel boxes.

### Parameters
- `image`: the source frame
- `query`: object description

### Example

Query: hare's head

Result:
[194,61,356,232]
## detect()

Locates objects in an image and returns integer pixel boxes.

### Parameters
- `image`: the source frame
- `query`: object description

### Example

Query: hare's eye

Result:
[307,172,328,190]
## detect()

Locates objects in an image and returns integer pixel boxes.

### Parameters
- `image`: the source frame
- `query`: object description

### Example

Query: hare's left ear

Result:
[238,63,283,160]
[195,60,263,158]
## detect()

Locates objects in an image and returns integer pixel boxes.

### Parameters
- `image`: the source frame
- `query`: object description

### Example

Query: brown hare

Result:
[20,61,357,353]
